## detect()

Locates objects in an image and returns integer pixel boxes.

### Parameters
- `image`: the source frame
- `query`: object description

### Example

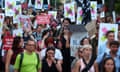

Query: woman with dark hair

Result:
[101,57,116,72]
[80,37,91,45]
[5,36,24,72]
[42,47,62,72]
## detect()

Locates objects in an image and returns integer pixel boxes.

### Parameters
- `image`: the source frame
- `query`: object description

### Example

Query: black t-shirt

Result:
[42,58,58,72]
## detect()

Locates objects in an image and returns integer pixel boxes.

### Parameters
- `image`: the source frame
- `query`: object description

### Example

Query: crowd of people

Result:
[0,0,120,72]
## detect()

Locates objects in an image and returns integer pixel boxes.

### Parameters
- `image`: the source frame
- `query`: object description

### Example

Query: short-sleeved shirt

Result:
[96,51,120,72]
[98,42,110,56]
[14,52,41,72]
[40,48,63,60]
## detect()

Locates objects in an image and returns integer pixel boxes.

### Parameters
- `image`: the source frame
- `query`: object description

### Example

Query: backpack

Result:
[18,53,40,72]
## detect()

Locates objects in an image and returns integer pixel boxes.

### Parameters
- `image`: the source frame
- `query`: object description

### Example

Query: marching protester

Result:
[40,36,63,62]
[42,47,62,72]
[5,36,24,72]
[101,57,116,72]
[14,39,41,72]
[73,44,96,72]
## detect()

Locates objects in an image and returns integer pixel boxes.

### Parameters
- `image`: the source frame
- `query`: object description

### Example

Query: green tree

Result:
[50,0,63,10]
[115,0,120,14]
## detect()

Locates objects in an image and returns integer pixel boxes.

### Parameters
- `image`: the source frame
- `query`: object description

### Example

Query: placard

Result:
[98,23,118,48]
[90,1,97,20]
[3,36,13,50]
[76,7,83,24]
[48,11,57,19]
[64,2,75,22]
[35,0,43,9]
[36,14,50,24]
[5,0,16,16]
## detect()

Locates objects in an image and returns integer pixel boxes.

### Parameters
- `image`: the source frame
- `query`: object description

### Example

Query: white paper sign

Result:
[35,0,43,9]
[64,2,75,22]
[0,13,4,31]
[13,28,23,37]
[48,11,57,19]
[98,23,118,48]
[13,5,22,24]
[19,15,32,30]
[90,1,97,20]
[76,7,83,24]
[100,11,105,18]
[5,0,16,16]
[70,32,88,56]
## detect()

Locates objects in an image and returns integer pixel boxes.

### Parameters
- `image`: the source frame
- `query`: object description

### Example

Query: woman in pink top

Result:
[73,44,96,72]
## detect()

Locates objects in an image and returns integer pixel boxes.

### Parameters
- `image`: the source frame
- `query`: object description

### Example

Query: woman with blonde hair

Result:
[73,44,96,72]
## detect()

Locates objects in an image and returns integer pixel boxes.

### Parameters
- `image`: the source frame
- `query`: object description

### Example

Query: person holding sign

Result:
[5,36,24,72]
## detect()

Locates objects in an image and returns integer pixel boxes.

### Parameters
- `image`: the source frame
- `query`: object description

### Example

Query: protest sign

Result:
[69,25,88,56]
[48,11,57,19]
[0,13,4,40]
[0,13,4,31]
[76,7,83,24]
[36,14,50,24]
[98,23,118,48]
[3,36,13,50]
[64,2,75,22]
[13,28,23,37]
[13,5,22,24]
[90,1,97,20]
[19,15,31,29]
[35,0,43,9]
[5,0,16,16]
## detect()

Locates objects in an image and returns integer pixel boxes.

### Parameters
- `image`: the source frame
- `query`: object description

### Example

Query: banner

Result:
[48,11,57,19]
[90,1,97,20]
[76,7,83,24]
[36,14,50,24]
[5,0,16,16]
[64,2,75,22]
[35,0,43,9]
[98,23,118,48]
